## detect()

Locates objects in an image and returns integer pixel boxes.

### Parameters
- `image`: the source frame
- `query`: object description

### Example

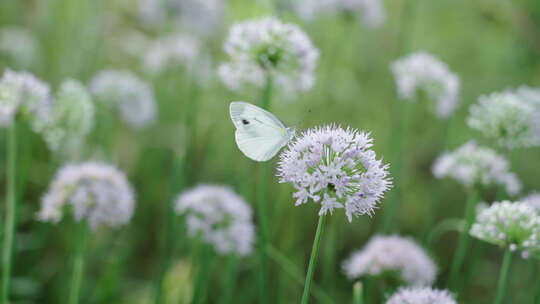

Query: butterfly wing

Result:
[230,101,290,162]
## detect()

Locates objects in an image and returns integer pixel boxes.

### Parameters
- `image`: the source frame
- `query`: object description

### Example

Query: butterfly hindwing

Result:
[229,101,291,162]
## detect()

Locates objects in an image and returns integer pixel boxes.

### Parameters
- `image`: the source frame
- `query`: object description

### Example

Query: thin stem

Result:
[219,255,238,304]
[300,214,326,304]
[256,74,273,304]
[190,244,213,304]
[448,188,480,291]
[265,245,334,304]
[494,249,512,304]
[154,74,200,304]
[321,216,338,295]
[353,281,363,304]
[381,100,411,232]
[534,262,540,304]
[68,223,89,304]
[426,218,464,251]
[1,124,16,304]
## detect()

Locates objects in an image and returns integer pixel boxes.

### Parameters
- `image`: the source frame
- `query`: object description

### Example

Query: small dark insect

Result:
[242,119,249,125]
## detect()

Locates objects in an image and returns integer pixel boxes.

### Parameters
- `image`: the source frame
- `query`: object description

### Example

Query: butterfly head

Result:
[286,126,296,140]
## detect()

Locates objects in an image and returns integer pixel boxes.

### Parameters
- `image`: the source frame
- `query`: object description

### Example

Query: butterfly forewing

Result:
[229,101,291,162]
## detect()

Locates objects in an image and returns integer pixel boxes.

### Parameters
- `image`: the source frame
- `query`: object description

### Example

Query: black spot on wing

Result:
[242,119,249,125]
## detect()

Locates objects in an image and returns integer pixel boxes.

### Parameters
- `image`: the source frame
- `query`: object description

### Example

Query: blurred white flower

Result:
[391,51,460,119]
[277,125,391,221]
[143,33,213,84]
[89,69,157,129]
[432,141,521,195]
[0,69,51,131]
[137,0,223,36]
[467,89,540,149]
[522,192,540,212]
[342,235,437,286]
[296,0,385,28]
[176,0,224,37]
[143,33,200,74]
[38,162,135,231]
[386,287,456,304]
[39,79,94,155]
[218,17,319,96]
[0,27,39,68]
[470,201,540,258]
[137,0,167,27]
[174,184,255,256]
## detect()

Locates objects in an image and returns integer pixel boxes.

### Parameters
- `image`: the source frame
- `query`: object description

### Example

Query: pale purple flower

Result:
[468,88,540,149]
[391,51,460,119]
[137,0,223,36]
[38,162,135,231]
[342,235,437,286]
[39,79,94,154]
[277,125,391,221]
[89,69,157,129]
[470,201,540,257]
[296,0,385,28]
[174,184,255,256]
[218,17,319,96]
[0,27,39,68]
[0,69,51,131]
[432,141,521,195]
[522,192,540,212]
[386,287,456,304]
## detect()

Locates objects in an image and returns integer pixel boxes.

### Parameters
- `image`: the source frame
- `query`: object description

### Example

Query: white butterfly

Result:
[229,101,295,162]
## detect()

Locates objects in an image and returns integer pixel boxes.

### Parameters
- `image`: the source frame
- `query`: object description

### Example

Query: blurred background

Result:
[0,0,539,303]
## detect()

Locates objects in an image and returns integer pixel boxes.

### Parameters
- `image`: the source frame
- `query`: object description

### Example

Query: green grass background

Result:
[0,0,539,303]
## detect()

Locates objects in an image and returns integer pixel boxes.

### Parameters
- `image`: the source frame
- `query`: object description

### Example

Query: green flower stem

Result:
[219,255,238,304]
[154,75,200,304]
[381,99,412,232]
[190,244,213,304]
[380,0,420,233]
[68,222,89,304]
[426,218,464,251]
[256,74,273,304]
[265,245,334,304]
[321,217,338,295]
[1,124,17,304]
[534,262,540,304]
[493,249,512,304]
[421,119,453,243]
[353,281,363,304]
[300,214,326,304]
[448,187,481,291]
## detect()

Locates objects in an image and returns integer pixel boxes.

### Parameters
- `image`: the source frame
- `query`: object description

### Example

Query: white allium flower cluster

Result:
[39,79,94,154]
[175,0,224,37]
[142,33,213,84]
[89,69,157,129]
[467,88,540,149]
[0,69,51,131]
[143,33,201,74]
[277,125,391,221]
[174,184,255,256]
[386,287,456,304]
[137,0,223,36]
[470,201,540,258]
[38,162,135,231]
[218,17,319,96]
[391,51,460,119]
[296,0,385,28]
[0,27,39,68]
[432,141,521,195]
[522,192,540,212]
[342,235,437,286]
